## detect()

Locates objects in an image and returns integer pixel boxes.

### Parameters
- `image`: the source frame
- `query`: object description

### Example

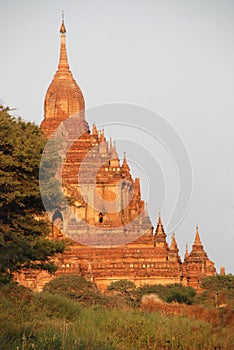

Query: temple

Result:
[18,18,217,291]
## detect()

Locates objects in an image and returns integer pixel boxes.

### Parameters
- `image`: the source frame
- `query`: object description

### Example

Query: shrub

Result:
[165,285,196,305]
[43,275,107,306]
[136,284,196,306]
[107,280,136,295]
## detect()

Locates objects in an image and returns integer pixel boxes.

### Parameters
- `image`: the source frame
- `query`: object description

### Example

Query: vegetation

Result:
[136,283,196,306]
[0,106,66,283]
[107,279,136,295]
[0,276,234,349]
[39,136,68,213]
[198,274,234,308]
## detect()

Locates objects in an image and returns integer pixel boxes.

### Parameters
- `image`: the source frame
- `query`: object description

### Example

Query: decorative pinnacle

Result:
[155,212,165,236]
[60,11,66,34]
[170,233,177,249]
[109,137,113,151]
[158,212,162,225]
[122,151,127,165]
[111,141,119,159]
[195,226,201,244]
[144,203,149,216]
[184,243,189,260]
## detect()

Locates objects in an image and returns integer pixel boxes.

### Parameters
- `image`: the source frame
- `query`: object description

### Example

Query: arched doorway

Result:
[52,210,64,237]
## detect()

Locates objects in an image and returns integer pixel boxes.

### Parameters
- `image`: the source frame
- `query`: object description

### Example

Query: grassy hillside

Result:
[0,276,233,350]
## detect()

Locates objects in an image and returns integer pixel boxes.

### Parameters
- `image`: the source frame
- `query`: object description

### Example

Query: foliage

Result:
[107,279,136,294]
[201,274,234,292]
[44,275,96,294]
[165,285,196,305]
[0,105,66,282]
[106,280,197,306]
[199,274,234,308]
[43,275,111,306]
[39,136,68,212]
[136,283,196,305]
[0,283,234,350]
[44,275,134,308]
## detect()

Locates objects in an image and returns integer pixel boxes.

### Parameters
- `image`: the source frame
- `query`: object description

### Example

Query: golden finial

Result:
[60,11,66,34]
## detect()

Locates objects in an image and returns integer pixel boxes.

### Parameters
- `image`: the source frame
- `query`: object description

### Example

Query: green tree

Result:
[199,274,234,307]
[43,275,108,305]
[39,136,68,212]
[201,274,234,292]
[107,280,136,295]
[136,284,196,305]
[0,105,66,283]
[165,284,196,305]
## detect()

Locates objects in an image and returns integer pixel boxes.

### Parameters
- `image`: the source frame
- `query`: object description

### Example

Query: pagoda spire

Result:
[58,13,69,71]
[99,129,105,143]
[111,141,119,160]
[144,203,149,216]
[92,123,98,137]
[109,137,113,151]
[122,152,130,170]
[123,151,127,163]
[169,233,178,250]
[154,213,167,248]
[184,244,189,261]
[121,151,132,181]
[191,226,205,254]
[194,226,201,245]
[155,213,165,235]
[168,233,181,262]
[60,11,66,33]
[41,15,86,137]
[158,213,162,226]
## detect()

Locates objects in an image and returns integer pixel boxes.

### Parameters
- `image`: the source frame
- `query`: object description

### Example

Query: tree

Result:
[200,274,234,292]
[136,284,196,305]
[107,280,136,295]
[39,136,69,213]
[0,105,66,283]
[165,284,196,305]
[199,275,234,307]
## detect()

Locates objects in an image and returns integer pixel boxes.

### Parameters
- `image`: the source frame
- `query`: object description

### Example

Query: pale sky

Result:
[0,0,234,273]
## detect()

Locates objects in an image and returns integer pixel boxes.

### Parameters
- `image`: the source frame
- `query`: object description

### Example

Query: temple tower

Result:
[40,16,151,243]
[182,227,216,288]
[41,16,85,137]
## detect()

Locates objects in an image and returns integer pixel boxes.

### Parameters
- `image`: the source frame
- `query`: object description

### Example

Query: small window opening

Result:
[99,212,104,223]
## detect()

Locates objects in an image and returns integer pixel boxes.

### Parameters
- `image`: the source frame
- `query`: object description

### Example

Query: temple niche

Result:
[23,18,217,291]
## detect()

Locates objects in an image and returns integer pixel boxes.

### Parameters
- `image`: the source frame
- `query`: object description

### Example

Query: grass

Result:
[0,280,233,350]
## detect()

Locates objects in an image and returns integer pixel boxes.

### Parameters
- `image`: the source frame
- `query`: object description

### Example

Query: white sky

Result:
[0,0,234,273]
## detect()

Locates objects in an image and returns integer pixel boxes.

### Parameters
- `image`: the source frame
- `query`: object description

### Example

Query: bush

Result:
[199,274,234,308]
[43,275,102,305]
[136,284,196,305]
[107,279,136,294]
[165,285,196,305]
